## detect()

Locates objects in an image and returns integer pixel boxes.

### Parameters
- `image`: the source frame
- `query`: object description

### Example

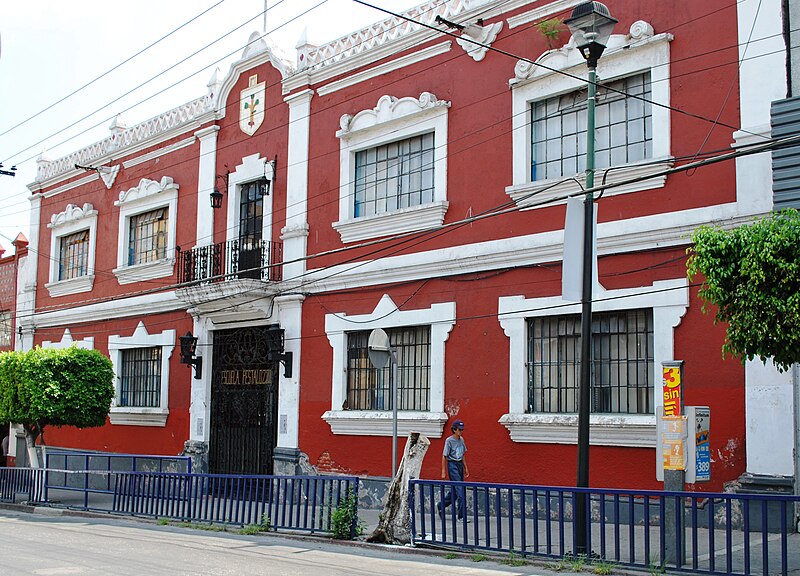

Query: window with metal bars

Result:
[354,133,435,218]
[346,326,431,411]
[530,72,652,182]
[119,347,162,408]
[239,180,265,246]
[58,229,89,280]
[128,208,168,265]
[526,309,654,414]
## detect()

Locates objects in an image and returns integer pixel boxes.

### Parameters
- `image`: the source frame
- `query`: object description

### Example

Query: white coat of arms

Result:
[239,74,266,136]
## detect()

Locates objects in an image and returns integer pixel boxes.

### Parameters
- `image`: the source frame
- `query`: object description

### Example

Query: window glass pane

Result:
[530,73,653,182]
[353,134,435,218]
[345,326,431,411]
[59,229,90,280]
[128,209,168,265]
[526,309,654,414]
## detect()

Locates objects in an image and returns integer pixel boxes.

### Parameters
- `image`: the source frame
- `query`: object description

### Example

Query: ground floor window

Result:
[527,309,654,414]
[119,346,162,408]
[346,325,431,411]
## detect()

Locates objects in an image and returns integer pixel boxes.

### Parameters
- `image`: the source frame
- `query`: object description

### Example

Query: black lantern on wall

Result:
[179,331,203,379]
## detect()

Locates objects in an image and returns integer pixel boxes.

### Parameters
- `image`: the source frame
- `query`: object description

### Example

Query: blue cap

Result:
[452,419,465,430]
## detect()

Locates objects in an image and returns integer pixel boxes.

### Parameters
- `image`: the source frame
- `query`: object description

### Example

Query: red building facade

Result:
[18,0,788,491]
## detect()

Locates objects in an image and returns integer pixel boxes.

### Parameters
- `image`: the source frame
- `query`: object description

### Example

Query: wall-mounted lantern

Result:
[266,326,292,378]
[179,331,203,380]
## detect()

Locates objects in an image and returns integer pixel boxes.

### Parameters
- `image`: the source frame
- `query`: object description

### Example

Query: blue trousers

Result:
[439,460,466,519]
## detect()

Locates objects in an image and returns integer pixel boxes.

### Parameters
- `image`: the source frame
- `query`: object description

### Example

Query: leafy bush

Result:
[331,490,362,539]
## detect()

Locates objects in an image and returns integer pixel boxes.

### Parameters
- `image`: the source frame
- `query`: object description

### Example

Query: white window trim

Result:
[225,153,275,245]
[108,321,175,427]
[113,177,178,285]
[45,203,97,297]
[507,21,673,209]
[42,329,94,350]
[333,92,450,243]
[497,279,688,447]
[322,294,455,437]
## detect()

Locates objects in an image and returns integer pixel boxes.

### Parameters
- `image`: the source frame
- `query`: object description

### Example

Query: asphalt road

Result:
[0,510,560,576]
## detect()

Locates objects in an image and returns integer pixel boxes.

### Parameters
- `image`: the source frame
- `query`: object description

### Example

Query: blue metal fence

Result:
[0,467,45,504]
[409,480,800,576]
[111,472,360,535]
[42,451,191,511]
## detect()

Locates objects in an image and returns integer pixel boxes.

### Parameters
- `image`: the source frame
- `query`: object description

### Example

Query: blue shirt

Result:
[443,435,467,461]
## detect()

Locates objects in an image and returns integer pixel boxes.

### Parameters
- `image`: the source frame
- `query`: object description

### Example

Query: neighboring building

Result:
[17,0,789,492]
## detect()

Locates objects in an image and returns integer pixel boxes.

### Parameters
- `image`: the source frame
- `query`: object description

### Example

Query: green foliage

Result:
[687,209,800,371]
[470,553,488,562]
[444,553,458,560]
[592,558,615,575]
[536,18,563,49]
[649,561,666,576]
[500,550,528,567]
[331,490,362,539]
[157,518,170,526]
[0,346,114,434]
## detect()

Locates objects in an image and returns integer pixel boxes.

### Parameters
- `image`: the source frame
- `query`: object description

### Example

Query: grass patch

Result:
[591,558,615,575]
[444,553,458,560]
[156,518,170,526]
[471,553,488,562]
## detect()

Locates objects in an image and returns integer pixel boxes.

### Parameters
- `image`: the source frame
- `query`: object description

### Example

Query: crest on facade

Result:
[239,74,266,136]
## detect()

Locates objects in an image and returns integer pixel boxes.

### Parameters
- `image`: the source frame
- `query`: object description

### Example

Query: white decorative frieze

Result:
[456,20,503,61]
[338,92,450,137]
[512,20,662,84]
[48,203,97,229]
[115,176,179,206]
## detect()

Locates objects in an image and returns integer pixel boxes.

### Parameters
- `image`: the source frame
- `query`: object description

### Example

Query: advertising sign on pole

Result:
[662,362,683,416]
[661,415,687,471]
[690,406,711,482]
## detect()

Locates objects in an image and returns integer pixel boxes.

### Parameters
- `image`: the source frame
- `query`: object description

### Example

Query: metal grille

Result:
[119,347,162,408]
[128,208,168,265]
[346,326,431,411]
[531,72,652,181]
[58,229,89,280]
[526,309,653,414]
[354,133,435,217]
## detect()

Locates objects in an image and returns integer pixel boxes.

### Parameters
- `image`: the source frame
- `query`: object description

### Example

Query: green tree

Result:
[0,346,114,467]
[686,209,800,371]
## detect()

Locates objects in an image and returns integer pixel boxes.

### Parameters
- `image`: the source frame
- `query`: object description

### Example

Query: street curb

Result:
[0,503,645,576]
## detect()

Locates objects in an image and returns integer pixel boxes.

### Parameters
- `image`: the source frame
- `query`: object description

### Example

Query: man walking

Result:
[437,419,469,520]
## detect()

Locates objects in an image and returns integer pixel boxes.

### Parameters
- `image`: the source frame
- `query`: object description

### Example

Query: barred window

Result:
[239,180,266,245]
[0,311,11,347]
[354,133,435,218]
[128,208,168,265]
[526,309,653,414]
[346,326,431,411]
[531,73,652,181]
[119,347,162,408]
[58,229,89,280]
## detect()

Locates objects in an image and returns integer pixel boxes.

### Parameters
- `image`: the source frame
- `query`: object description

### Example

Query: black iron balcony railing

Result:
[177,239,282,284]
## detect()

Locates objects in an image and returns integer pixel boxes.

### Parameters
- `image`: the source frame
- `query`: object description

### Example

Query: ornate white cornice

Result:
[456,21,503,61]
[512,21,666,85]
[48,203,97,229]
[115,176,178,206]
[338,92,450,137]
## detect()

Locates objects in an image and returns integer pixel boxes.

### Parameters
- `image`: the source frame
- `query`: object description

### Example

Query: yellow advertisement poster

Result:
[661,415,686,471]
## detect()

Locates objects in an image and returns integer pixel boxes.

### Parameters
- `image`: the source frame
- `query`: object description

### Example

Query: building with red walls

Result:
[15,0,793,494]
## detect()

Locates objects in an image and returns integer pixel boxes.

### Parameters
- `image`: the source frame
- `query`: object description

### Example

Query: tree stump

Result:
[367,432,430,544]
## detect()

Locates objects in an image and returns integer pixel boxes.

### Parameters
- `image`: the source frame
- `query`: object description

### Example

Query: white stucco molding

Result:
[41,329,94,350]
[497,278,688,447]
[337,92,450,137]
[323,294,455,437]
[456,21,503,62]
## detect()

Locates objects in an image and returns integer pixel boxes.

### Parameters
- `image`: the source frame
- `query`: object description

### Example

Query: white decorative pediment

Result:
[338,92,450,137]
[511,21,665,84]
[42,329,95,350]
[99,165,121,189]
[115,176,178,206]
[456,21,503,62]
[48,203,97,229]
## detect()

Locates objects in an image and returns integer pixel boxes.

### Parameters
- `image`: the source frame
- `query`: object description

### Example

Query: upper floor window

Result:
[113,176,178,285]
[239,180,266,245]
[128,208,168,265]
[46,203,98,297]
[119,346,162,408]
[346,325,431,411]
[526,309,653,415]
[354,134,435,218]
[334,93,450,243]
[507,21,672,209]
[531,73,652,182]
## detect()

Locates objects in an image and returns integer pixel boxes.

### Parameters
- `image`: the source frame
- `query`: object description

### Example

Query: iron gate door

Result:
[209,326,278,475]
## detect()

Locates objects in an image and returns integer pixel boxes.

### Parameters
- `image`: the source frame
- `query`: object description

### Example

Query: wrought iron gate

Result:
[209,327,278,475]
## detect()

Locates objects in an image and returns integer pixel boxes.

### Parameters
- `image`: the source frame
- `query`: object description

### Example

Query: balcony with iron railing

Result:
[177,239,282,285]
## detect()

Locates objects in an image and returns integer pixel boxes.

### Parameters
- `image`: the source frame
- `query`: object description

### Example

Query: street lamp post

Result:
[564,1,617,556]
